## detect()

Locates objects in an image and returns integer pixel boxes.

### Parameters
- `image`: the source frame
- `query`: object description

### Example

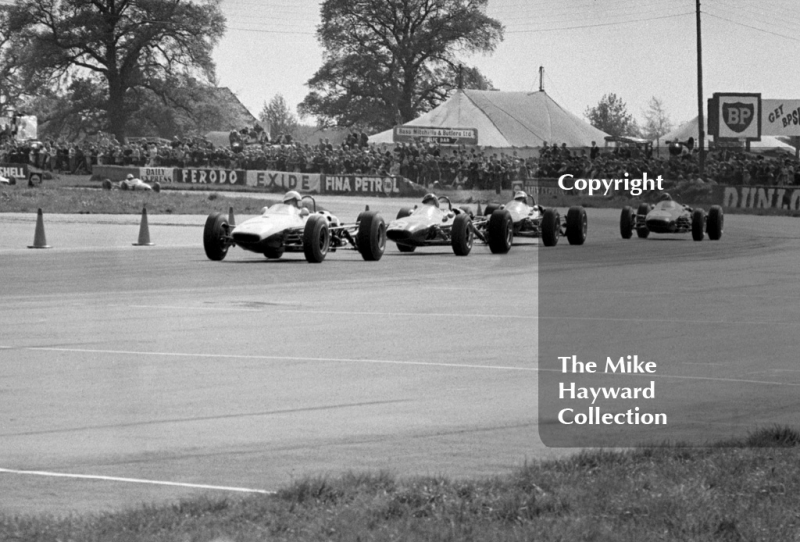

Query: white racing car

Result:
[102,174,161,192]
[482,191,587,247]
[203,191,386,263]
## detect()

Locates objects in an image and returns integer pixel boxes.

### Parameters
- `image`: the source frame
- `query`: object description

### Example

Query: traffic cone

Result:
[477,202,483,216]
[28,208,51,249]
[228,206,236,226]
[132,206,154,246]
[365,205,369,211]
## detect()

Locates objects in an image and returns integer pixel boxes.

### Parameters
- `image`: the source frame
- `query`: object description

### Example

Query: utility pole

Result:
[696,0,705,174]
[539,66,544,92]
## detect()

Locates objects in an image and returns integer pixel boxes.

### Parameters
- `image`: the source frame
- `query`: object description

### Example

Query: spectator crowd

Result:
[2,127,799,190]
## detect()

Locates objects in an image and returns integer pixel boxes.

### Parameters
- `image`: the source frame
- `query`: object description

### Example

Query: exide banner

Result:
[179,168,245,185]
[246,170,321,192]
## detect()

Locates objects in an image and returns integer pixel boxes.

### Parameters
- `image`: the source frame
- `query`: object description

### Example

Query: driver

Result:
[282,190,303,208]
[658,192,673,201]
[421,193,439,208]
[513,190,528,203]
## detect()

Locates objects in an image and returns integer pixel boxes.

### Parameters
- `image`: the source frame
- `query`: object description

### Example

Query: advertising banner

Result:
[710,93,762,140]
[518,178,564,197]
[323,175,426,197]
[0,163,28,179]
[714,184,800,211]
[246,170,321,193]
[179,168,245,185]
[762,99,800,137]
[139,167,175,184]
[392,125,478,145]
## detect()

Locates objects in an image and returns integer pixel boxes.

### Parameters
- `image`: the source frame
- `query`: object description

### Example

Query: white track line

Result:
[0,468,274,494]
[121,305,535,319]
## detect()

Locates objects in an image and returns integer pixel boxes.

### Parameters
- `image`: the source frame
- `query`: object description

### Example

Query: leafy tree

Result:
[585,93,640,138]
[4,0,226,141]
[299,0,503,131]
[259,94,298,140]
[642,96,673,145]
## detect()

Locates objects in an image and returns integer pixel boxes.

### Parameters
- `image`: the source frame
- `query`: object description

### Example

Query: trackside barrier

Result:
[714,185,800,211]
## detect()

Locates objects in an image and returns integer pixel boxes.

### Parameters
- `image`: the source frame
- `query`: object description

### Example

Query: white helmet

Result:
[513,190,527,202]
[282,190,302,204]
[126,174,134,180]
[421,193,439,207]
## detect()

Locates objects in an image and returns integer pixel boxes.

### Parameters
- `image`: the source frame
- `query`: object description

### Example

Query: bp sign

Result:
[709,93,761,141]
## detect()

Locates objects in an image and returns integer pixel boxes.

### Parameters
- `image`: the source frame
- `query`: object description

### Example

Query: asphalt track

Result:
[1,199,799,516]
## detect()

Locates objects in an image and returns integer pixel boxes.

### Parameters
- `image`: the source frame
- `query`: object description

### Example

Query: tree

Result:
[298,0,503,131]
[642,96,673,145]
[259,94,298,140]
[4,0,226,141]
[585,93,640,138]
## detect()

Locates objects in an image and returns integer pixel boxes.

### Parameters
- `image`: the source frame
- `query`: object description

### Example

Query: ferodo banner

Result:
[246,170,321,193]
[139,167,174,184]
[179,168,245,185]
[323,175,426,196]
[0,163,28,179]
[715,185,800,211]
[763,99,800,136]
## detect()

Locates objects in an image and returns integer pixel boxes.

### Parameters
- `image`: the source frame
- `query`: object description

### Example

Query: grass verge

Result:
[2,426,799,541]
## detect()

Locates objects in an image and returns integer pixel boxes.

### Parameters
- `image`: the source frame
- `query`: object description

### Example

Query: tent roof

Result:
[370,90,608,147]
[657,116,795,151]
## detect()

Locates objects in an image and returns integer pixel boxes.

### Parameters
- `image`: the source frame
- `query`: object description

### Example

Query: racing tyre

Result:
[356,211,386,261]
[120,181,129,191]
[707,205,724,240]
[487,209,513,254]
[396,207,413,219]
[303,214,330,263]
[620,206,635,239]
[396,243,416,253]
[566,206,587,245]
[451,213,474,256]
[636,203,650,238]
[541,208,559,247]
[691,209,706,241]
[152,182,161,193]
[102,179,112,190]
[484,203,500,216]
[263,247,285,259]
[203,212,230,261]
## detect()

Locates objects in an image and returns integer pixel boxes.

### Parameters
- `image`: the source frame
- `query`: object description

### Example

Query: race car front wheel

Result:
[541,209,560,247]
[636,203,650,238]
[203,212,230,261]
[620,206,635,239]
[566,206,587,245]
[691,209,706,241]
[707,205,724,240]
[356,211,386,261]
[451,213,473,256]
[304,214,330,263]
[487,209,513,254]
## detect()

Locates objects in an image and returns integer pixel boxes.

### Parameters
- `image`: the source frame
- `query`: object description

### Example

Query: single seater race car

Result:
[619,194,723,241]
[102,174,161,192]
[203,191,386,263]
[386,193,496,256]
[481,191,588,247]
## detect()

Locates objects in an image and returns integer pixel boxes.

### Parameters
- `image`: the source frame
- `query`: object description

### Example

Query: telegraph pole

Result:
[539,66,544,92]
[696,0,705,174]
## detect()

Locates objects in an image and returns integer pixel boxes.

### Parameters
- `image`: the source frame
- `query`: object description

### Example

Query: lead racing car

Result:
[619,193,723,241]
[102,174,161,192]
[481,191,588,247]
[203,191,386,263]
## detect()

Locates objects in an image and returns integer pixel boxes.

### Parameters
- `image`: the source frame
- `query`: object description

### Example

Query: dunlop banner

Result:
[179,168,245,185]
[323,175,426,196]
[714,185,800,211]
[139,167,175,184]
[246,170,321,193]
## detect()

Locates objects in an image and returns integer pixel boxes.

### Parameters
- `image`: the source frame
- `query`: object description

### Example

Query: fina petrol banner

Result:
[714,185,800,211]
[762,100,800,137]
[246,170,322,193]
[323,175,426,196]
[179,168,245,185]
[0,163,28,179]
[139,167,174,184]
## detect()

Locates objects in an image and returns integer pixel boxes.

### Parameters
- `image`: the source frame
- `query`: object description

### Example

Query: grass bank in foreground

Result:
[2,427,799,541]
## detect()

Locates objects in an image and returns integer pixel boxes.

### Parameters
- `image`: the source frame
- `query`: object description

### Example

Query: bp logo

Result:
[722,102,755,133]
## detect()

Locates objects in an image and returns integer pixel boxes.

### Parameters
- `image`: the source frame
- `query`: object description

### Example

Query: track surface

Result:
[1,200,799,515]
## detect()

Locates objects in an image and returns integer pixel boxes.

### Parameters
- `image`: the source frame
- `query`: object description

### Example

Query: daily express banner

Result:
[323,175,426,196]
[178,168,245,185]
[246,170,322,193]
[139,167,174,184]
[715,185,800,211]
[518,178,563,197]
[763,100,800,137]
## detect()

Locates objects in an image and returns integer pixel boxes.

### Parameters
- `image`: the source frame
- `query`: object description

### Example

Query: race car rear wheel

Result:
[203,212,230,261]
[691,209,706,241]
[636,203,650,238]
[303,215,330,263]
[152,182,161,193]
[396,207,413,219]
[487,209,513,254]
[620,206,635,239]
[484,203,500,216]
[451,213,473,256]
[396,243,416,253]
[541,208,559,247]
[707,205,724,240]
[264,247,285,259]
[102,179,113,190]
[356,211,386,261]
[566,206,587,245]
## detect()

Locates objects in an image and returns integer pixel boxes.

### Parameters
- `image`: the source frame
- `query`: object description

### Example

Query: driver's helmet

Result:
[282,190,302,206]
[126,174,134,180]
[421,193,439,207]
[513,190,527,202]
[658,192,672,201]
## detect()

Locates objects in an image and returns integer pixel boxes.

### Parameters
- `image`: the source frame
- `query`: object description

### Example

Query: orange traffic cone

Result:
[28,208,52,249]
[365,205,370,211]
[228,206,236,226]
[132,206,154,246]
[476,202,483,216]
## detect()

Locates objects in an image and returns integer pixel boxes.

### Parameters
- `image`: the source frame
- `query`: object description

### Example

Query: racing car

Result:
[619,194,723,241]
[102,174,161,192]
[203,191,386,263]
[481,191,588,247]
[386,193,496,256]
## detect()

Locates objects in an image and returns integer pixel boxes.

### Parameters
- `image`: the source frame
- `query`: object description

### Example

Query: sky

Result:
[213,0,800,131]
